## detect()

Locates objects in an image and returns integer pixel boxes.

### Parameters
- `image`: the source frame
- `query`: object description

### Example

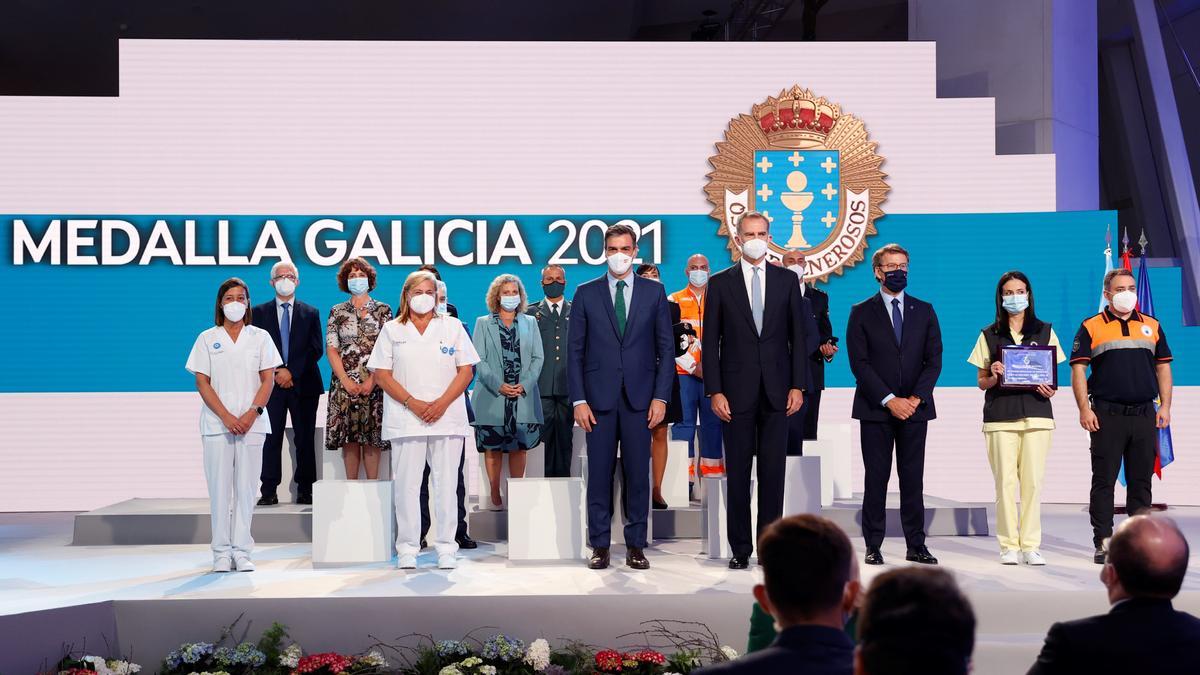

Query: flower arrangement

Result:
[46,654,142,675]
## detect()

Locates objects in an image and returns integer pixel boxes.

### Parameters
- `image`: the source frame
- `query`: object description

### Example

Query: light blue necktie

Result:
[751,267,763,335]
[280,302,291,364]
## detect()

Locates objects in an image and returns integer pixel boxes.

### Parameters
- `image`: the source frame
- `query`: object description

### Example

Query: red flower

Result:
[292,651,353,674]
[632,649,666,665]
[594,648,624,672]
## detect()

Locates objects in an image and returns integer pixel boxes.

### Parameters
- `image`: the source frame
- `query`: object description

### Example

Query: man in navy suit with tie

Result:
[251,261,324,505]
[845,243,942,566]
[702,212,808,570]
[567,223,675,570]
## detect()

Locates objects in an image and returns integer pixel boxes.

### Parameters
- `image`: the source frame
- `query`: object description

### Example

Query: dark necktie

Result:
[891,297,903,345]
[280,302,291,363]
[552,304,560,319]
[615,280,627,336]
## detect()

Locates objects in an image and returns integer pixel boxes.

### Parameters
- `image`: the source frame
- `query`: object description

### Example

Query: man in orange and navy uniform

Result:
[1070,268,1173,565]
[669,253,725,488]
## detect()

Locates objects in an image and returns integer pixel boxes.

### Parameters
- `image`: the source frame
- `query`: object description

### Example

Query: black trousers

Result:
[860,418,927,549]
[541,395,574,478]
[421,442,468,541]
[785,398,806,456]
[1089,403,1157,546]
[724,383,787,558]
[802,389,823,441]
[260,388,320,496]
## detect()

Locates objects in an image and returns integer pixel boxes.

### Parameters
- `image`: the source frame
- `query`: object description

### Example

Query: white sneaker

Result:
[1023,550,1046,566]
[437,554,458,570]
[212,557,232,573]
[999,549,1020,565]
[233,556,256,572]
[397,554,417,569]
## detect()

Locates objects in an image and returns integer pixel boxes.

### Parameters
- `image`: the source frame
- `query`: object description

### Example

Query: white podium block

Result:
[662,439,691,508]
[526,442,546,478]
[571,425,587,478]
[701,475,758,559]
[507,478,588,561]
[782,456,822,515]
[312,479,394,566]
[807,422,852,501]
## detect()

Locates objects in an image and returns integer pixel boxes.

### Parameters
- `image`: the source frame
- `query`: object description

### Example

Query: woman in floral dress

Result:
[325,257,392,478]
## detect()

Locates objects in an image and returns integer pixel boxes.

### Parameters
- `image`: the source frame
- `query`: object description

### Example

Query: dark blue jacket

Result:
[845,292,941,422]
[1028,598,1200,675]
[695,625,853,675]
[566,273,674,412]
[251,298,324,397]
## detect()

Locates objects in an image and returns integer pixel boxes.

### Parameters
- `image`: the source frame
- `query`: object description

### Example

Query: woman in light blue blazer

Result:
[471,274,545,510]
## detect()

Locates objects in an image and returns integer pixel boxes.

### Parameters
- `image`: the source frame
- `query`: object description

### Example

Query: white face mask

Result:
[742,238,769,261]
[1111,290,1138,314]
[222,301,247,323]
[500,295,521,311]
[409,294,436,315]
[786,263,806,279]
[607,252,633,276]
[437,302,448,315]
[274,278,296,297]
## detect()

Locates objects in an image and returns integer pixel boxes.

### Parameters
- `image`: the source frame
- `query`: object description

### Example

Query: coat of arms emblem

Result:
[705,86,889,282]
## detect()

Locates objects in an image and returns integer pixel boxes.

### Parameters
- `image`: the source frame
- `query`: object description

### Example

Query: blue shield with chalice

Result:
[751,149,841,249]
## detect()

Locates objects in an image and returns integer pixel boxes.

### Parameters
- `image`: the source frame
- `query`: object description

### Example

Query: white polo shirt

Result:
[185,324,282,436]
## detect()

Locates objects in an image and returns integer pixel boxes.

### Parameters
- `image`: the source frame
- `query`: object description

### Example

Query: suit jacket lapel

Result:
[871,294,900,350]
[728,264,757,334]
[486,314,503,358]
[265,300,282,348]
[900,296,918,348]
[599,275,621,341]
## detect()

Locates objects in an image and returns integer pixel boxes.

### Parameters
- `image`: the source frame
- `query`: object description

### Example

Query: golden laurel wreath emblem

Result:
[705,86,889,282]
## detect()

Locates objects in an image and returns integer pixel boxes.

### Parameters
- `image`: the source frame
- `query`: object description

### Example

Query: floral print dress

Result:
[324,298,392,450]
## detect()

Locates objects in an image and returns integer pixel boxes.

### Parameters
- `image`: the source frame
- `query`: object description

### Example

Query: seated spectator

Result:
[696,514,860,675]
[1027,513,1200,674]
[856,567,975,675]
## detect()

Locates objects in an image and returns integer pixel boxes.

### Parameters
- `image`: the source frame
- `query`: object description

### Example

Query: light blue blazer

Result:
[470,313,545,427]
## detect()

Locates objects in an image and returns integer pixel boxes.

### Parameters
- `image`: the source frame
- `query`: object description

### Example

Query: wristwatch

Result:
[254,406,264,416]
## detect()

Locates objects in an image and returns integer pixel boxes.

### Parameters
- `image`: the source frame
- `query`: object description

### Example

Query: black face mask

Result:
[543,281,565,298]
[881,269,908,293]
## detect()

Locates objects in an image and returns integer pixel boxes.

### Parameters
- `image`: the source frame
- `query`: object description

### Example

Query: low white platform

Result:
[506,477,587,561]
[312,480,394,567]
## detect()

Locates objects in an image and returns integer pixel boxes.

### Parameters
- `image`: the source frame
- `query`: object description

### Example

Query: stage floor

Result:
[3,504,1200,675]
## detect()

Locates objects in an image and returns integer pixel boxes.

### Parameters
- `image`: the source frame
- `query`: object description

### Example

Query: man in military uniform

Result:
[528,264,574,477]
[1070,268,1173,564]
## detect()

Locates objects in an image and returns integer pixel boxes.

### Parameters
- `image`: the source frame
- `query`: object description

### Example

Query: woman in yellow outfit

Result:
[967,271,1065,566]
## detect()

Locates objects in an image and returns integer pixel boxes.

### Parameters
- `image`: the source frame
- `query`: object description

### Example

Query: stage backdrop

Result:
[1,40,1197,511]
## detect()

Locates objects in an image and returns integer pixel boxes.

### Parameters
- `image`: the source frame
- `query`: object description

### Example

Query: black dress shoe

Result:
[589,547,610,569]
[1094,547,1107,565]
[906,545,938,565]
[256,494,278,506]
[865,547,884,566]
[296,493,312,505]
[420,538,428,549]
[729,555,750,570]
[456,534,478,549]
[652,498,669,510]
[627,547,650,570]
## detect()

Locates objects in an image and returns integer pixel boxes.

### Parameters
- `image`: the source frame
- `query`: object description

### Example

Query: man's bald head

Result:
[1107,514,1190,599]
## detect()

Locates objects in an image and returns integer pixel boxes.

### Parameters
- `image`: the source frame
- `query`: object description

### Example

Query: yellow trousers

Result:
[985,428,1051,552]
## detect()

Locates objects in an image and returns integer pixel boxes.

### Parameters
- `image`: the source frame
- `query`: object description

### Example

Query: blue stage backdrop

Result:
[2,209,1196,393]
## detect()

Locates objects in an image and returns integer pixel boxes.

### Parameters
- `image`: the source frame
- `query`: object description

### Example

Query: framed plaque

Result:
[999,345,1058,390]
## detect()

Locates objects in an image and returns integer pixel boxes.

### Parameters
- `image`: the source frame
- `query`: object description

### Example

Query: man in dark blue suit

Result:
[1028,514,1200,674]
[702,212,807,569]
[567,223,675,570]
[695,515,859,675]
[846,243,941,565]
[251,261,324,505]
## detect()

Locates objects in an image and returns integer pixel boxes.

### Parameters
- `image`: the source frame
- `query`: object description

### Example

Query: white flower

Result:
[279,643,302,668]
[524,638,551,670]
[480,667,497,675]
[720,645,740,660]
[360,649,387,667]
[438,667,464,675]
[461,656,482,667]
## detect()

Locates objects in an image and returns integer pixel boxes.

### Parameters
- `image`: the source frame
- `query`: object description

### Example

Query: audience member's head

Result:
[856,567,975,675]
[754,515,860,630]
[1103,513,1190,604]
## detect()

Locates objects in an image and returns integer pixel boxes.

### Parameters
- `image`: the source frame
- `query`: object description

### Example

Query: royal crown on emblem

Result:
[754,87,840,149]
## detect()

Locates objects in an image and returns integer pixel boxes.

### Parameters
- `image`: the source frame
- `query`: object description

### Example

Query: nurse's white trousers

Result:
[202,432,264,559]
[392,435,462,558]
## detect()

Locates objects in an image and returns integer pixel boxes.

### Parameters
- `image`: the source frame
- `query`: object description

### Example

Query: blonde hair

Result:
[397,270,439,324]
[485,273,528,314]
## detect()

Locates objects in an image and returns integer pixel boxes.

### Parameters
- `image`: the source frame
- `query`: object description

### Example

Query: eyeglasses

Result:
[273,274,297,281]
[878,263,909,272]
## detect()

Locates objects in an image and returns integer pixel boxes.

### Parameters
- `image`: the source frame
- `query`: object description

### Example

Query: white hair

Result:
[270,260,298,280]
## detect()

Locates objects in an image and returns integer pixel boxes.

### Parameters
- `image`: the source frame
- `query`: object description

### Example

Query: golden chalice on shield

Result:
[781,170,813,248]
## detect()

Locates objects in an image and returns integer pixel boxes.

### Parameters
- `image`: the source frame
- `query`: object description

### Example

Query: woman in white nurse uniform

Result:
[368,270,479,570]
[185,277,282,573]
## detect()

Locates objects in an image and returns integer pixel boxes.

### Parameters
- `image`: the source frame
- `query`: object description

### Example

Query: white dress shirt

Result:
[275,296,295,330]
[740,257,768,305]
[607,271,635,308]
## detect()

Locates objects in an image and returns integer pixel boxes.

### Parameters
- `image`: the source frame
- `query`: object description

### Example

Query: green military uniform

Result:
[527,298,573,477]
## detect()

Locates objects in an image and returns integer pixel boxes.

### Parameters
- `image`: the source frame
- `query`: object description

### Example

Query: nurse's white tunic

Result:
[185,324,282,435]
[367,315,480,440]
